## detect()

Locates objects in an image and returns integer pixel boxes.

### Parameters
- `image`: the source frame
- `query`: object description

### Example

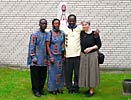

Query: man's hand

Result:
[32,57,37,64]
[94,29,100,38]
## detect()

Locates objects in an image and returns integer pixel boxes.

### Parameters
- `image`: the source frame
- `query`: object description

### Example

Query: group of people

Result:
[27,14,102,98]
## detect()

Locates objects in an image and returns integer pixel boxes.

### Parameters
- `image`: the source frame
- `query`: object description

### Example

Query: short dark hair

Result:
[39,18,47,24]
[52,18,60,25]
[68,14,76,21]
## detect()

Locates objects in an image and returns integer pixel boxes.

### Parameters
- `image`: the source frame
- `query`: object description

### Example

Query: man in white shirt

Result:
[62,14,82,93]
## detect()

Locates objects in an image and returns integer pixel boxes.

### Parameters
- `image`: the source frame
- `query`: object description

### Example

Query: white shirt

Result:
[62,25,82,58]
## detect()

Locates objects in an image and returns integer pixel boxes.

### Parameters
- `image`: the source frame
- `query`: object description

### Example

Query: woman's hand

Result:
[84,45,98,53]
[84,47,93,53]
[50,57,55,64]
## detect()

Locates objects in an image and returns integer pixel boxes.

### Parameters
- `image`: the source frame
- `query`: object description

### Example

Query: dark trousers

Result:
[65,56,80,90]
[30,66,47,93]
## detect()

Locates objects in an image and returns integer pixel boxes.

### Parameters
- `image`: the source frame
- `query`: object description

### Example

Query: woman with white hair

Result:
[79,21,102,97]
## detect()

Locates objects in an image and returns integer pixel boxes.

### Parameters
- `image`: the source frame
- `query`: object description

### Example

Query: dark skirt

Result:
[79,51,100,88]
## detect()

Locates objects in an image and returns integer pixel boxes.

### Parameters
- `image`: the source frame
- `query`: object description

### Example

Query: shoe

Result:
[85,89,90,94]
[57,89,63,94]
[73,86,79,93]
[74,89,80,93]
[40,91,46,95]
[51,91,57,95]
[68,89,73,94]
[87,89,90,93]
[34,92,41,97]
[86,92,94,97]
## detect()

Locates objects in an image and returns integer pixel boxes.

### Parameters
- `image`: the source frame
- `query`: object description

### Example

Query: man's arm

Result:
[29,34,37,64]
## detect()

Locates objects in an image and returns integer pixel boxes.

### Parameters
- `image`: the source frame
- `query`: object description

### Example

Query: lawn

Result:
[0,67,131,100]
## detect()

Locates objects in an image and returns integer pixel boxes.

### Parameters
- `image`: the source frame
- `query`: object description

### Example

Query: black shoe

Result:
[85,89,90,94]
[72,86,79,93]
[68,89,73,94]
[34,92,41,97]
[74,89,80,93]
[51,91,57,95]
[87,89,90,93]
[40,91,46,95]
[57,89,63,94]
[86,92,94,97]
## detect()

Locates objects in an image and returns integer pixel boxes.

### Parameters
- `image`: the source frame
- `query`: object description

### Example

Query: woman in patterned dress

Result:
[46,18,65,95]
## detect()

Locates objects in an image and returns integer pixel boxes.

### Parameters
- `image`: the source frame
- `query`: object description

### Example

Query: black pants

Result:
[30,66,47,93]
[65,56,80,90]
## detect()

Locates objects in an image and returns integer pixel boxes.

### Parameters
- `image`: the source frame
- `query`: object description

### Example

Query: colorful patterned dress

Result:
[46,29,65,92]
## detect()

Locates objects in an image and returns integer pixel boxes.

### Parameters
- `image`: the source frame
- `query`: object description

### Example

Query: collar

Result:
[86,29,93,34]
[39,29,46,33]
[53,28,60,33]
[68,25,77,29]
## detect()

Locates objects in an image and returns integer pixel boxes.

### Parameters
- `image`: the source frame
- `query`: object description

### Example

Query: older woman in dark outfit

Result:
[79,21,102,97]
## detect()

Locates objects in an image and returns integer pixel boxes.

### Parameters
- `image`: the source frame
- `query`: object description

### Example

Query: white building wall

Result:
[0,0,131,68]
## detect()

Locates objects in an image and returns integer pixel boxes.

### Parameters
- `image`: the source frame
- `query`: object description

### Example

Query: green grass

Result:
[0,68,131,100]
